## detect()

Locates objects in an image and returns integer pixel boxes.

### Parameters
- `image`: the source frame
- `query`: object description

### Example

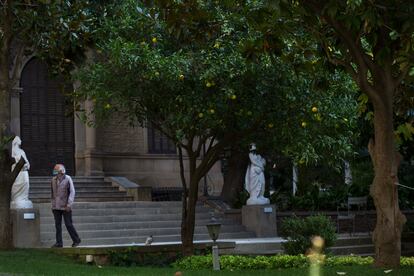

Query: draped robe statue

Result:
[244,144,270,205]
[10,136,33,209]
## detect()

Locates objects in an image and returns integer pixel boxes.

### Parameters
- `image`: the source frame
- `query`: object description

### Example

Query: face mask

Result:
[52,170,59,176]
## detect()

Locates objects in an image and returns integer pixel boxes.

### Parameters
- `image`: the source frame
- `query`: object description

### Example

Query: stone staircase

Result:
[29,176,133,203]
[328,235,374,256]
[221,235,375,256]
[35,201,256,247]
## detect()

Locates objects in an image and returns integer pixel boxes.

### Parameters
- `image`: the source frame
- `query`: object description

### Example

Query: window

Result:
[147,125,176,154]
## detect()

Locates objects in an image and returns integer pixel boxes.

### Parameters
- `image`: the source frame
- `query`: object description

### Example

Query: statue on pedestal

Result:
[244,143,270,205]
[10,136,33,209]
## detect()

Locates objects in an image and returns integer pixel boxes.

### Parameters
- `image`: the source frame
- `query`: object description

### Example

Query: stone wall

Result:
[101,153,224,196]
[97,115,145,154]
[91,113,224,195]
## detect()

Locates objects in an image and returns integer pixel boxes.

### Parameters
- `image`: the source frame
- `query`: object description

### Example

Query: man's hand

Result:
[65,205,71,212]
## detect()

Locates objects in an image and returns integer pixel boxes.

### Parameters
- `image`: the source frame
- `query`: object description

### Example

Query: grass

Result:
[1,249,414,276]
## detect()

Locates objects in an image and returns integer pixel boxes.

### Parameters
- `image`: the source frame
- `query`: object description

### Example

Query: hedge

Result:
[172,255,414,270]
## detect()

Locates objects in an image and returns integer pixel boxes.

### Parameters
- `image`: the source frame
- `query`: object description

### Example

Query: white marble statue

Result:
[244,143,270,205]
[10,136,33,209]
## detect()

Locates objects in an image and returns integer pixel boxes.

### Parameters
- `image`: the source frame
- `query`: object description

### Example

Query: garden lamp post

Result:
[206,220,221,270]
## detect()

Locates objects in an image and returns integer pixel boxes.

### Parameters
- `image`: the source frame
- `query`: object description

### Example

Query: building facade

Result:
[10,57,223,194]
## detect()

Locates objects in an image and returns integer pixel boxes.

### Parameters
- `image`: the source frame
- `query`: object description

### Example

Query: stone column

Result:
[83,100,103,176]
[74,109,86,175]
[10,87,22,136]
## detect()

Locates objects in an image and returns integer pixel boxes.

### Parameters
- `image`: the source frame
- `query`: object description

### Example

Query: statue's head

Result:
[249,143,257,152]
[12,136,22,148]
[53,164,66,176]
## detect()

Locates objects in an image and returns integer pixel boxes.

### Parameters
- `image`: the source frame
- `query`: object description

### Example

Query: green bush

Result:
[325,256,374,266]
[280,215,337,255]
[401,257,414,267]
[172,255,414,270]
[172,254,308,270]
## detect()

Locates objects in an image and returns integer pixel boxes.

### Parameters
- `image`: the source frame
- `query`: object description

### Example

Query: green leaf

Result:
[389,30,399,40]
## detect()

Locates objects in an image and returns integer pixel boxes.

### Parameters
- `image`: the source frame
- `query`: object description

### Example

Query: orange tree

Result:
[74,0,358,254]
[239,0,414,267]
[291,1,414,268]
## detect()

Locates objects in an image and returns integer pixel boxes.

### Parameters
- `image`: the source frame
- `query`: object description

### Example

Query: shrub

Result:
[401,257,414,267]
[325,256,374,266]
[172,254,308,270]
[280,215,337,255]
[173,255,414,270]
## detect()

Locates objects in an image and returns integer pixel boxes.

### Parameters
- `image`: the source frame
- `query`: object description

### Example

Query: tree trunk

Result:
[369,98,406,268]
[178,145,202,256]
[179,142,222,255]
[181,175,200,255]
[0,47,13,249]
[221,150,248,205]
[0,153,13,249]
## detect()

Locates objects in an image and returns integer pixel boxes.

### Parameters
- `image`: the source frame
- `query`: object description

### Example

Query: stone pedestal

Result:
[242,204,277,237]
[11,208,40,248]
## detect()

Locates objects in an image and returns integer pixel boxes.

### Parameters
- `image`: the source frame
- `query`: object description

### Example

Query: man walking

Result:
[51,164,81,248]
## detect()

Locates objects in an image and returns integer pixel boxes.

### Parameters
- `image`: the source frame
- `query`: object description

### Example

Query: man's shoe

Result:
[72,240,81,247]
[51,243,62,248]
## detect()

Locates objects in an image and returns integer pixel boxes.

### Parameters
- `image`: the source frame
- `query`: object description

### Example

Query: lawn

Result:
[0,249,413,276]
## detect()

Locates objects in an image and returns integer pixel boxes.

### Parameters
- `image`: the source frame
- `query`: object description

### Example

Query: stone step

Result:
[328,244,374,255]
[39,212,213,224]
[30,187,120,193]
[334,235,372,246]
[30,192,131,198]
[30,181,112,186]
[35,201,184,209]
[30,181,107,185]
[40,219,239,231]
[40,225,247,239]
[40,232,256,246]
[32,197,133,203]
[30,179,109,184]
[30,182,113,188]
[37,207,211,217]
[30,176,104,181]
[220,239,283,255]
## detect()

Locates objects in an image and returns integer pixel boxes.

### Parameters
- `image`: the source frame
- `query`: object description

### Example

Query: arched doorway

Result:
[20,58,75,176]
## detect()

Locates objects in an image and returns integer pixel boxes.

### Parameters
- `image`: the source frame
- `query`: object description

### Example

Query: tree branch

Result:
[178,145,187,192]
[206,135,215,153]
[303,0,383,104]
[195,135,208,158]
[9,157,25,184]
